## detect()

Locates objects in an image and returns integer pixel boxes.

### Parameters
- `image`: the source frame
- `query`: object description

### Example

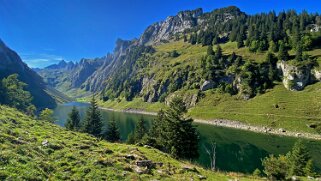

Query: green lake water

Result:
[54,102,321,174]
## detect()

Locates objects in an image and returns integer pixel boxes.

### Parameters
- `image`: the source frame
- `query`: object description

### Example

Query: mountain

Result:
[36,6,321,134]
[44,60,75,70]
[0,39,56,109]
[139,8,204,45]
[37,56,108,97]
[0,105,257,180]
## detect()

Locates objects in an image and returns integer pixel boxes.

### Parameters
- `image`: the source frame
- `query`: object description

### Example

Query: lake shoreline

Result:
[99,106,321,141]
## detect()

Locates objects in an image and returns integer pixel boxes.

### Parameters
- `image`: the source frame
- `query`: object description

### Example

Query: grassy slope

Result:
[190,83,321,133]
[93,40,321,134]
[0,105,259,180]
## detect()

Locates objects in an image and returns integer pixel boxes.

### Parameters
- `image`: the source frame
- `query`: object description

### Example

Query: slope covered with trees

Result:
[37,6,321,134]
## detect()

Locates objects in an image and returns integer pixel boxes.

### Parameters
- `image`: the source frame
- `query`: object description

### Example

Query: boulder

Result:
[42,140,49,147]
[136,160,154,169]
[125,155,135,160]
[277,61,311,91]
[200,80,214,91]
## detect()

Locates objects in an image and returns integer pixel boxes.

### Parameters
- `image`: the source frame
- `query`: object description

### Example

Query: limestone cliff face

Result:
[165,91,199,109]
[139,8,203,45]
[277,61,312,91]
[139,77,170,103]
[84,39,134,92]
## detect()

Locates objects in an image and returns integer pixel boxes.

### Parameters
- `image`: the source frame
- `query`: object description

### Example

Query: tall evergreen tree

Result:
[287,140,313,176]
[134,116,147,142]
[236,35,244,48]
[82,96,103,137]
[65,106,81,131]
[278,41,289,61]
[295,43,303,61]
[156,97,199,159]
[207,45,215,56]
[215,45,223,59]
[104,116,120,142]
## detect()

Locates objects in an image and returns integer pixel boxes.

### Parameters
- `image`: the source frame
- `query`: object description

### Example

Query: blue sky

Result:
[1,0,321,68]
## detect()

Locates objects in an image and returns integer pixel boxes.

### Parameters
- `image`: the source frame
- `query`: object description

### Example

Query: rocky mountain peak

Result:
[45,60,69,70]
[177,8,203,19]
[139,8,203,45]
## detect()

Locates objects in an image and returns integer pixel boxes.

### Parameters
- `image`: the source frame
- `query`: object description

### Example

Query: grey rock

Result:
[136,160,154,169]
[139,8,203,45]
[42,140,49,147]
[200,80,214,91]
[277,61,311,91]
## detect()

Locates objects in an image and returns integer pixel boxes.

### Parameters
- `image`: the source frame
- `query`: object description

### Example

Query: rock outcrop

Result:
[165,91,199,108]
[139,8,203,45]
[200,80,215,91]
[277,61,311,91]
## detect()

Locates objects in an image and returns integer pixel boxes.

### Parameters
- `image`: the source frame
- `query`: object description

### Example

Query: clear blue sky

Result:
[1,0,321,68]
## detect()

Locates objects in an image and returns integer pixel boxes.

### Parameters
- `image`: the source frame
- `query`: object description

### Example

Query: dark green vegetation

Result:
[0,74,35,115]
[81,97,103,137]
[103,116,120,142]
[262,140,316,180]
[0,105,260,180]
[75,96,199,160]
[65,106,81,131]
[144,97,199,159]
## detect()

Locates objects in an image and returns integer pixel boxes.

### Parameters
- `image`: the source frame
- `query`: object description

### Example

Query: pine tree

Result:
[268,40,278,52]
[65,106,80,131]
[215,45,223,59]
[189,33,197,45]
[82,96,103,137]
[134,116,147,142]
[207,45,214,56]
[236,35,244,48]
[126,132,136,144]
[156,97,199,159]
[295,42,303,61]
[278,41,289,61]
[212,35,219,45]
[287,140,312,176]
[104,116,120,142]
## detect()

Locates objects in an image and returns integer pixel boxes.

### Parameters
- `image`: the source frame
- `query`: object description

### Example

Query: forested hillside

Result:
[37,6,321,134]
[0,39,57,109]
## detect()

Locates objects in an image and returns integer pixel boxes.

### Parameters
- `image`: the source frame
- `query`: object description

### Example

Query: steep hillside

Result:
[37,6,321,134]
[95,41,321,134]
[0,39,56,109]
[0,105,259,180]
[37,57,109,97]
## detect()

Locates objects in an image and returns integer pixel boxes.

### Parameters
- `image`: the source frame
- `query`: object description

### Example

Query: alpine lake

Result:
[54,102,321,174]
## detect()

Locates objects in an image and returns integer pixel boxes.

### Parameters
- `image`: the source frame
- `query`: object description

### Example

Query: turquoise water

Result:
[54,102,321,173]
